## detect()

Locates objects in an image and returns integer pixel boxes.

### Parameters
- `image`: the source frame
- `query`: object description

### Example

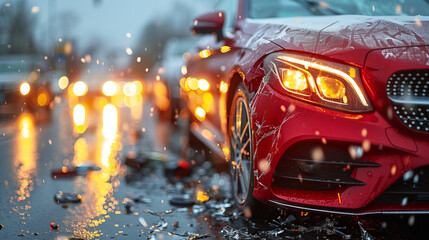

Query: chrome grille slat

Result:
[387,70,429,133]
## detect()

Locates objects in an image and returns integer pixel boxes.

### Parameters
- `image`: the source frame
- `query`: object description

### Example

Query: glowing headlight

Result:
[102,81,118,96]
[281,69,308,92]
[316,76,346,100]
[198,79,210,91]
[73,81,88,97]
[266,52,372,113]
[20,82,30,96]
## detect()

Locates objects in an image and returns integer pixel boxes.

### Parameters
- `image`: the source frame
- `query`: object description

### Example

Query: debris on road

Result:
[164,158,192,181]
[169,195,195,207]
[54,191,82,204]
[220,216,356,239]
[0,223,3,230]
[138,217,148,227]
[74,163,101,173]
[122,198,134,214]
[50,222,59,230]
[359,221,374,240]
[168,231,211,239]
[124,151,149,169]
[51,163,101,178]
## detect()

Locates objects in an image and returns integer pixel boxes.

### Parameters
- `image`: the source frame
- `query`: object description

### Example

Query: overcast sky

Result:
[24,0,211,54]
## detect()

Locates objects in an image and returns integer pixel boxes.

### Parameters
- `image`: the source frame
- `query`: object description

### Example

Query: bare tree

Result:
[131,1,199,76]
[0,0,37,55]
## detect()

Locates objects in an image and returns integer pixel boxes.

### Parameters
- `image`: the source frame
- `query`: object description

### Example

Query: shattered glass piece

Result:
[266,229,284,238]
[192,205,205,215]
[54,191,82,204]
[138,217,148,227]
[358,221,374,240]
[169,231,210,239]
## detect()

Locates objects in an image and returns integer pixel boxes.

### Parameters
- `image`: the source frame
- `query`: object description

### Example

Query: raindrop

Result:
[362,139,371,152]
[258,159,270,173]
[288,104,296,113]
[391,165,397,176]
[348,145,363,159]
[244,207,252,218]
[31,6,40,13]
[361,128,368,137]
[311,147,324,162]
[401,197,408,206]
[126,47,133,55]
[403,170,413,181]
[413,174,419,184]
[408,215,415,226]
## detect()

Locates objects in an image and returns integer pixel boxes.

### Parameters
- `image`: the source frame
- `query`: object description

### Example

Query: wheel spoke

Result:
[241,138,250,154]
[235,100,242,139]
[238,162,248,199]
[240,121,249,143]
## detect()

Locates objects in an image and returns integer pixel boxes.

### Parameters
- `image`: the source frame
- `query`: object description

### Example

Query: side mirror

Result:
[191,11,225,41]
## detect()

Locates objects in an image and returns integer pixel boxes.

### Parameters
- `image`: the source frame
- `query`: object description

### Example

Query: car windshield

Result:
[248,0,429,18]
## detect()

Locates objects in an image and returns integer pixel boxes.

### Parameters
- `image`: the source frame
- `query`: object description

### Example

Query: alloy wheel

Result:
[231,96,252,206]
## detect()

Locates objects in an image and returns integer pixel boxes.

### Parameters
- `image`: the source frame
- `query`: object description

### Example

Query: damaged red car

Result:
[181,0,429,217]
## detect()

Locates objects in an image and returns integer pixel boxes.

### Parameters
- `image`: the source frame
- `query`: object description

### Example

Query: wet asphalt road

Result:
[0,94,429,240]
[0,95,227,239]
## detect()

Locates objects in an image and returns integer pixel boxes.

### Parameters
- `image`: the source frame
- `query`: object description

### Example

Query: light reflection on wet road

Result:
[0,95,218,239]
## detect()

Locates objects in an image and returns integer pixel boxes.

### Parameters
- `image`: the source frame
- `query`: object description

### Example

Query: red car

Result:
[181,0,429,217]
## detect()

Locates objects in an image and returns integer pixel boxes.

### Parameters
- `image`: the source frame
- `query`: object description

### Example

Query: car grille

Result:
[386,70,429,133]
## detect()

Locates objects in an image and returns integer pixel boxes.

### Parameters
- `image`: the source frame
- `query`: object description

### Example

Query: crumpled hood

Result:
[243,15,429,65]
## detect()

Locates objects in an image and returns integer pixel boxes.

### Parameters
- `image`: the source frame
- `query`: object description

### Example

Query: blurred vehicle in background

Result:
[153,37,199,124]
[68,70,144,107]
[0,55,53,113]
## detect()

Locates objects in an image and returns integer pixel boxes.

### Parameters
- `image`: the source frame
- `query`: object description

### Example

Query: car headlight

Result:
[20,82,30,96]
[73,81,88,97]
[265,52,373,113]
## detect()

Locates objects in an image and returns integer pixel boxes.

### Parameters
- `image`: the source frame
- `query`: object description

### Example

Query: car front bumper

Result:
[250,81,429,214]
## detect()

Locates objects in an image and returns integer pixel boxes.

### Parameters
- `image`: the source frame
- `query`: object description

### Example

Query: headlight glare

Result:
[281,69,308,92]
[265,52,372,113]
[316,76,346,100]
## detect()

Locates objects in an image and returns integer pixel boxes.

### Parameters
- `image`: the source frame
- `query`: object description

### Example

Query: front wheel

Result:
[229,82,274,219]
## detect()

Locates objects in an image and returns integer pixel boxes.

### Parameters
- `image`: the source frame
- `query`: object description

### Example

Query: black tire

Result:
[228,82,274,220]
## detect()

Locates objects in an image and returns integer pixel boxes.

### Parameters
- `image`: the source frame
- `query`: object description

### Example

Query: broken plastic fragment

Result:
[169,196,195,207]
[50,222,59,230]
[54,191,82,204]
